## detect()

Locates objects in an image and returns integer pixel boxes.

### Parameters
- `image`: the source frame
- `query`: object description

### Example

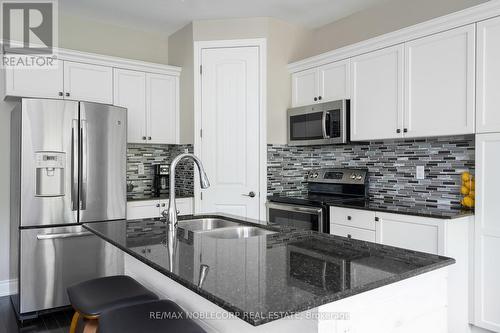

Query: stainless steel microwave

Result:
[287,100,350,146]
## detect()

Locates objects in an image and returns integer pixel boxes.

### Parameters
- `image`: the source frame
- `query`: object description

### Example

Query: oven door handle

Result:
[266,202,323,215]
[322,111,330,139]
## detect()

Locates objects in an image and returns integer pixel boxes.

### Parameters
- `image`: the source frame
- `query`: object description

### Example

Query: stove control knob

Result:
[313,173,319,178]
[350,174,356,180]
[356,175,363,180]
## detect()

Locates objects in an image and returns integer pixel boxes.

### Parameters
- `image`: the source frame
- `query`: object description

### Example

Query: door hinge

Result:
[200,65,202,75]
[200,129,203,138]
[200,192,203,200]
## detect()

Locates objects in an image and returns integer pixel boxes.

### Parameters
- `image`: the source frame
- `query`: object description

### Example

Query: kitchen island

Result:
[83,214,454,333]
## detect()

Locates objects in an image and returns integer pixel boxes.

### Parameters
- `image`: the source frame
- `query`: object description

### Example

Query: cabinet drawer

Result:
[330,207,376,230]
[331,224,376,243]
[127,200,160,219]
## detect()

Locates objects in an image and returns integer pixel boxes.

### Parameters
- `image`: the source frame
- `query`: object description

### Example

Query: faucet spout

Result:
[162,154,210,230]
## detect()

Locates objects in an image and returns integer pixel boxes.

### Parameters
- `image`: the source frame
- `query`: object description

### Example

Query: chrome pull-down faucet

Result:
[162,153,210,232]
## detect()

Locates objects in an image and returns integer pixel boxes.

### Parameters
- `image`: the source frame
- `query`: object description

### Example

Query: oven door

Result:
[287,100,347,146]
[266,202,325,233]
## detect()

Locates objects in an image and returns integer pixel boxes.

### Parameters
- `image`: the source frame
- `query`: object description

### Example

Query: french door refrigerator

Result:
[10,99,127,319]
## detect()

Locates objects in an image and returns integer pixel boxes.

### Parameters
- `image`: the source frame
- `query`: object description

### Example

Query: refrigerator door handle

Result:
[36,231,93,240]
[80,120,88,210]
[71,119,79,211]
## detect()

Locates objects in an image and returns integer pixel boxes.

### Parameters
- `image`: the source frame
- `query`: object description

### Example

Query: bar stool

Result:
[67,275,158,333]
[99,299,207,333]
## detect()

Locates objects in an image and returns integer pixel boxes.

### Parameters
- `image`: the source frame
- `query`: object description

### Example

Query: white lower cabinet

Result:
[474,133,500,332]
[127,197,193,220]
[330,206,474,333]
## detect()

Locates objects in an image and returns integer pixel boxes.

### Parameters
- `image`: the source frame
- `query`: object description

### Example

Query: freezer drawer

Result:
[19,226,123,314]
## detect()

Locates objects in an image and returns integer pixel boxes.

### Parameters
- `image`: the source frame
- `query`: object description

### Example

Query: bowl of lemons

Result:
[460,171,475,209]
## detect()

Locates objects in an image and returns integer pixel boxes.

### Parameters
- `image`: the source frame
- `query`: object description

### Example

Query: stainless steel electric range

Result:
[266,168,368,234]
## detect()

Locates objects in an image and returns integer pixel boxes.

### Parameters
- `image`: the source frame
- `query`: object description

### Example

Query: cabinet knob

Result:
[148,136,152,140]
[142,136,147,140]
[347,216,352,221]
[403,128,408,133]
[347,234,352,239]
[65,92,70,97]
[375,217,380,222]
[147,249,151,253]
[314,97,318,102]
[161,203,166,207]
[318,96,322,101]
[58,92,63,97]
[396,129,401,134]
[156,204,160,208]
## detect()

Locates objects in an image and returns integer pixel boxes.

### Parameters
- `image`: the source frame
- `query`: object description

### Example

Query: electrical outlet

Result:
[416,165,425,180]
[138,163,145,175]
[184,148,189,154]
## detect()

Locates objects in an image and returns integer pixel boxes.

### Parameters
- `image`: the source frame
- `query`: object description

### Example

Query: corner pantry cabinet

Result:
[476,16,500,134]
[291,59,350,107]
[474,133,500,332]
[3,48,181,144]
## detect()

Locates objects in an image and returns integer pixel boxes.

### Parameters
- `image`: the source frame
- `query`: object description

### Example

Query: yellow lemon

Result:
[463,196,474,208]
[460,186,469,195]
[470,181,475,190]
[461,172,471,182]
[469,191,475,198]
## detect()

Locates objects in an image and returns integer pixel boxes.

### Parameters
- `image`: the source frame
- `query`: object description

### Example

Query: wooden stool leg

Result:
[69,311,80,333]
[82,319,98,333]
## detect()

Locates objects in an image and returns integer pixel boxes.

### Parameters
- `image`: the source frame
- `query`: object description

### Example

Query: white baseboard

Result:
[0,279,18,297]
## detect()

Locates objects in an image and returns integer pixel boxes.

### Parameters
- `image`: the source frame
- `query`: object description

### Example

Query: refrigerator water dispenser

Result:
[35,152,65,197]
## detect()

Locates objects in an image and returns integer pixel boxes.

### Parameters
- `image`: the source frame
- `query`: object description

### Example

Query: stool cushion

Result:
[67,275,158,317]
[99,300,206,333]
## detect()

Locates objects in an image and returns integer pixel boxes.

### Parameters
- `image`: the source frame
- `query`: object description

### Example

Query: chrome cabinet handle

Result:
[37,231,93,240]
[243,191,256,198]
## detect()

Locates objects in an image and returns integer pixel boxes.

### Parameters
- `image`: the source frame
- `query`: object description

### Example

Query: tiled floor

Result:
[0,296,72,333]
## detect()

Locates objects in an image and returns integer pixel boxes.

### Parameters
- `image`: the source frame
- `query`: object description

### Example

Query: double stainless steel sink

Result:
[178,218,276,239]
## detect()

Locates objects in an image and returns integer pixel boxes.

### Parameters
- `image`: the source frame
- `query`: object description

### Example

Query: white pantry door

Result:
[199,46,261,219]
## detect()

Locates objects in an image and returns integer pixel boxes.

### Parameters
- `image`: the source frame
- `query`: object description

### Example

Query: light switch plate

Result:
[416,165,425,180]
[138,163,145,175]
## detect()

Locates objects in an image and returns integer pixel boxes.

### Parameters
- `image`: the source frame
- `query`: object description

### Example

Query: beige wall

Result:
[59,14,169,64]
[297,0,489,60]
[168,23,194,144]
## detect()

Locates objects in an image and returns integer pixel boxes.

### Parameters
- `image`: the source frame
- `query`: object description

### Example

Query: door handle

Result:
[80,120,88,210]
[322,111,330,139]
[37,231,93,240]
[71,120,79,211]
[243,191,256,198]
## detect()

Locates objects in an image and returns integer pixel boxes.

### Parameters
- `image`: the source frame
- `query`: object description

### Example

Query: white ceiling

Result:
[59,0,390,35]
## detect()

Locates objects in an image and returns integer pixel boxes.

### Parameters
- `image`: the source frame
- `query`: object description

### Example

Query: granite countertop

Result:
[327,199,474,219]
[83,214,454,326]
[127,194,193,202]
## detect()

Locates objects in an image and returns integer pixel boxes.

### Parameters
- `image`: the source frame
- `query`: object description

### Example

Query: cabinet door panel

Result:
[474,133,500,331]
[351,45,404,141]
[5,60,64,99]
[477,17,500,133]
[64,61,113,104]
[114,69,147,143]
[146,73,178,144]
[319,59,350,102]
[404,25,475,137]
[127,201,160,219]
[291,68,318,107]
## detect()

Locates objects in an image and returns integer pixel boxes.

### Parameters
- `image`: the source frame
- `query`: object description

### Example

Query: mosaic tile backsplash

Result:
[268,135,475,208]
[127,144,194,199]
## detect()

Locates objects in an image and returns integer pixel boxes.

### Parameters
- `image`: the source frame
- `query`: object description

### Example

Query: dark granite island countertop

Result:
[83,214,454,326]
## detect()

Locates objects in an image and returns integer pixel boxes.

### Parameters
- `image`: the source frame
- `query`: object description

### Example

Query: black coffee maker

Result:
[153,164,169,197]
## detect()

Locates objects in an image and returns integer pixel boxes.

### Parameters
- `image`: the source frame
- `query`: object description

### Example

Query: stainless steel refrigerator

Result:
[10,98,127,319]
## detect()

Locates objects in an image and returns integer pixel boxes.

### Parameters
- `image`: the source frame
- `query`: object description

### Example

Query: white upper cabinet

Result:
[113,69,147,143]
[63,61,113,104]
[477,17,500,134]
[350,44,404,141]
[404,24,475,138]
[318,59,350,103]
[291,68,318,107]
[146,73,179,144]
[5,59,64,99]
[291,59,350,107]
